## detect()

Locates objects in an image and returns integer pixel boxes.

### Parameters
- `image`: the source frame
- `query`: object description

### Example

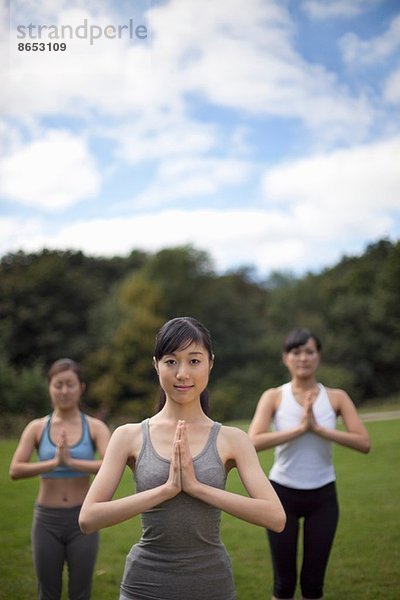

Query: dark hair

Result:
[48,358,85,384]
[154,317,214,415]
[283,329,322,353]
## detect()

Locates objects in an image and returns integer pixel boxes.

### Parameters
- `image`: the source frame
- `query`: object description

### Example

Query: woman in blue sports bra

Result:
[9,358,111,600]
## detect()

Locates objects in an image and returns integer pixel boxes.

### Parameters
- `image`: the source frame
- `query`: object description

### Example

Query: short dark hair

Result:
[154,317,213,415]
[283,329,322,353]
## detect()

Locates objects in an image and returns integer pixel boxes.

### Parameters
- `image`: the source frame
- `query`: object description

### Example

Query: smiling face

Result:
[155,341,212,407]
[282,337,320,380]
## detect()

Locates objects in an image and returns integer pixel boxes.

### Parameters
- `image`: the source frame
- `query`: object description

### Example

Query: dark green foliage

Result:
[0,356,48,419]
[0,249,147,367]
[0,239,399,421]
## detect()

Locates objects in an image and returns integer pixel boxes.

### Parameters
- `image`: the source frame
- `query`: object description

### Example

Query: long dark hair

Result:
[154,317,214,415]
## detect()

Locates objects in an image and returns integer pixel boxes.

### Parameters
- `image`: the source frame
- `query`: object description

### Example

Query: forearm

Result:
[64,458,104,474]
[315,426,371,453]
[187,482,286,532]
[249,426,304,452]
[9,459,58,480]
[79,483,177,534]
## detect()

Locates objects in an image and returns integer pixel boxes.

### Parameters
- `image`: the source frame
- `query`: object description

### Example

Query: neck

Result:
[52,407,81,420]
[291,378,317,392]
[157,402,207,423]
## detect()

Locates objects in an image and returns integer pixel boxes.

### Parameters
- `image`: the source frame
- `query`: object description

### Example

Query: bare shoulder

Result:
[219,424,252,449]
[257,386,282,411]
[109,422,143,456]
[325,387,354,412]
[17,416,47,447]
[111,422,142,440]
[86,415,111,434]
[26,415,47,436]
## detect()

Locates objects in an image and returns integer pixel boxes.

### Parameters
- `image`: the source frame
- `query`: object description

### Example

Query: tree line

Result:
[1,239,399,424]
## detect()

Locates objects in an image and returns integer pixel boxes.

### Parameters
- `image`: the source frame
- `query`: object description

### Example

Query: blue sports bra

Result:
[37,412,95,478]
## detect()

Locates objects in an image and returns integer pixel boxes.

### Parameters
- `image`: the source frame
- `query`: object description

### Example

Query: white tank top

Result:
[269,382,337,490]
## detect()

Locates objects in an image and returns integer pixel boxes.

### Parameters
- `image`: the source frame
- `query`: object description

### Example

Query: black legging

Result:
[267,481,339,599]
[32,504,99,600]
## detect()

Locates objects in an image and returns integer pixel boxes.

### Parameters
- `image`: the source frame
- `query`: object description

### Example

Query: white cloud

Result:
[0,216,47,256]
[110,114,218,165]
[0,0,398,276]
[0,200,396,276]
[263,137,400,206]
[2,0,375,144]
[301,0,383,20]
[0,130,101,211]
[132,156,254,208]
[2,6,155,118]
[384,68,400,104]
[262,137,400,239]
[340,14,400,66]
[148,0,373,140]
[0,209,305,272]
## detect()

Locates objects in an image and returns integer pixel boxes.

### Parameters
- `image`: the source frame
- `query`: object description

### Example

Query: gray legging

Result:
[32,504,99,600]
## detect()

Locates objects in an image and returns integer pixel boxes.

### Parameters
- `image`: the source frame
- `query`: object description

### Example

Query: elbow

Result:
[79,523,93,535]
[248,437,257,450]
[78,510,96,535]
[264,507,287,533]
[248,433,261,452]
[9,466,20,480]
[361,439,372,454]
[274,509,287,533]
[266,507,286,533]
[79,519,95,535]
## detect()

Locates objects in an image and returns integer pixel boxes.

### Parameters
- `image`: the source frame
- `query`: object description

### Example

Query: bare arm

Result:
[311,389,371,453]
[9,420,58,479]
[248,388,306,451]
[179,422,286,532]
[79,424,181,534]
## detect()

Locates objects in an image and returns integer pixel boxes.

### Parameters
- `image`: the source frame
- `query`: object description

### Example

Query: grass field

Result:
[1,418,399,599]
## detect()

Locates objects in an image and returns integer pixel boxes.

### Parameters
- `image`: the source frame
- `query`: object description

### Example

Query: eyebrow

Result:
[165,350,205,356]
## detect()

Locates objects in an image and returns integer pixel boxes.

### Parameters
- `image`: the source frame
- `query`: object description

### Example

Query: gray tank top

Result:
[119,418,236,600]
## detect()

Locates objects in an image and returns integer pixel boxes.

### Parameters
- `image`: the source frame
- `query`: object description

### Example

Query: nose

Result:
[176,363,189,380]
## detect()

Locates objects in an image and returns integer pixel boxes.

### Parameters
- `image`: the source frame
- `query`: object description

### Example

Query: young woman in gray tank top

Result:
[79,317,286,600]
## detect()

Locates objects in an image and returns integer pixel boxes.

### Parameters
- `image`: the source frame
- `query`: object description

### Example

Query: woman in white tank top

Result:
[248,328,370,600]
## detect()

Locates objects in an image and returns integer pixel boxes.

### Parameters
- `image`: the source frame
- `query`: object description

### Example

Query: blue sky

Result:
[1,0,399,277]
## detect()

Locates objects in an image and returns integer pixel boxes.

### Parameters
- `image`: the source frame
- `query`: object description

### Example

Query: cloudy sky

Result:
[1,0,399,277]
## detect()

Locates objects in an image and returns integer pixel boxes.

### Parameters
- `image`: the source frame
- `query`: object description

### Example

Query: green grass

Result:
[1,418,399,599]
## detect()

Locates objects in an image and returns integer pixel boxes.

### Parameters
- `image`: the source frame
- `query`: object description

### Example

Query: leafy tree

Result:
[140,245,216,319]
[1,239,399,419]
[0,249,147,366]
[0,355,47,415]
[85,273,165,417]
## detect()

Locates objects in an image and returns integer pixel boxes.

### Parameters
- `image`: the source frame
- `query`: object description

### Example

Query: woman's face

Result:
[155,341,212,406]
[49,369,84,409]
[282,337,320,379]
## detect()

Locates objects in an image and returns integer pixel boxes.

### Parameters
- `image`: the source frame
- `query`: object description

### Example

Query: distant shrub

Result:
[0,357,48,417]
